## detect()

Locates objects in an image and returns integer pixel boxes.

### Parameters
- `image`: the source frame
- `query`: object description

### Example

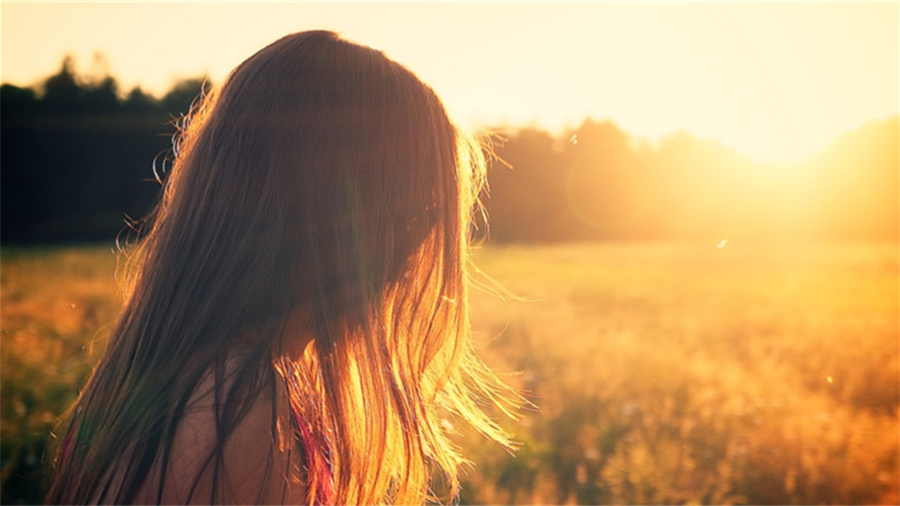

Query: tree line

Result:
[2,56,897,244]
[1,57,206,243]
[485,117,897,243]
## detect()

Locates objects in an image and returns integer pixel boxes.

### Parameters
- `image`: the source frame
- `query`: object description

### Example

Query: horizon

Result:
[2,2,897,164]
[5,58,896,169]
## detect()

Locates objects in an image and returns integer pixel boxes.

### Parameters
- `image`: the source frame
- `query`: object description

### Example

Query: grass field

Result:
[1,242,898,504]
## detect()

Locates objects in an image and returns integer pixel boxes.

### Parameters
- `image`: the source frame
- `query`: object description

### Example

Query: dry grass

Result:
[1,246,122,503]
[1,242,897,504]
[460,241,899,504]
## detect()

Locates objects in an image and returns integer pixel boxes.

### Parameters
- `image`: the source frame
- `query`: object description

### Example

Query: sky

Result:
[1,1,897,164]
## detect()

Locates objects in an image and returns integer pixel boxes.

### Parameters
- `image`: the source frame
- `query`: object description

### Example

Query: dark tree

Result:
[41,56,82,115]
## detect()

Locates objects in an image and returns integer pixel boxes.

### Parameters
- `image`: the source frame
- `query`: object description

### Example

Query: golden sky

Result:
[1,2,897,164]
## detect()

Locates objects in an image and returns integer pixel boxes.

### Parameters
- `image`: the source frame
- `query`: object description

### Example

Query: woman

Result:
[47,30,517,505]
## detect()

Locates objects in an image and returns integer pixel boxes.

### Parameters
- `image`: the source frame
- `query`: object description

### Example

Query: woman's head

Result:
[48,31,515,506]
[154,30,471,344]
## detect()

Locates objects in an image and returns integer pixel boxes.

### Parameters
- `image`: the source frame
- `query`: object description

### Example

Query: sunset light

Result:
[2,2,896,164]
[2,3,898,505]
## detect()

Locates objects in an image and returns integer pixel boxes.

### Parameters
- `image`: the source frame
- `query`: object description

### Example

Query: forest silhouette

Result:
[2,56,897,244]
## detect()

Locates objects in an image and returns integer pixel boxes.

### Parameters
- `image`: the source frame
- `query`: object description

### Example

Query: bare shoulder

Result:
[133,360,307,504]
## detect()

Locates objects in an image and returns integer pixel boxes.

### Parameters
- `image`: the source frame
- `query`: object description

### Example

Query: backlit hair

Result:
[47,31,517,505]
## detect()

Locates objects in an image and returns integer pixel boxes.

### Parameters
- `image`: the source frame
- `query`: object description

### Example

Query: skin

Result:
[130,313,315,504]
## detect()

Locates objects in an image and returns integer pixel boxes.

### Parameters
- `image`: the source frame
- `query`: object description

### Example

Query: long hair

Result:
[46,31,517,505]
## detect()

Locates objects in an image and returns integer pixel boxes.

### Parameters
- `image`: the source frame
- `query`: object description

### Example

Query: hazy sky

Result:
[1,2,897,163]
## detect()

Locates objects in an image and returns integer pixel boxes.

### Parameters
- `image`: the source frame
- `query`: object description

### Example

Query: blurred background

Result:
[1,3,897,504]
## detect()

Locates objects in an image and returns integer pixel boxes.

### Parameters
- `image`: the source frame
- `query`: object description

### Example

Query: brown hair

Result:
[47,30,517,505]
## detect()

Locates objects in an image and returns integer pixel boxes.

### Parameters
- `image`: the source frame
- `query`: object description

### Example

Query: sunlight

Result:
[3,3,895,166]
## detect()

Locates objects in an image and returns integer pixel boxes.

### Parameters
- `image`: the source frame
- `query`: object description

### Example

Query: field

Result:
[1,242,898,504]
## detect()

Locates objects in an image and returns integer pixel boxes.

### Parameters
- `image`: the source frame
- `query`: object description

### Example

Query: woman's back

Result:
[127,355,307,504]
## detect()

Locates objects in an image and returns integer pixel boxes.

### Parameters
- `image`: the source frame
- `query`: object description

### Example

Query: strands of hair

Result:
[46,30,521,506]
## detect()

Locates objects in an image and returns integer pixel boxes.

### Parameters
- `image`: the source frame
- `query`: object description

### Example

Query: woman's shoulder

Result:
[133,356,307,504]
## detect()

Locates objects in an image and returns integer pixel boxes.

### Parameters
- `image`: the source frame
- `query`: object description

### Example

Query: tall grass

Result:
[1,242,897,504]
[460,242,899,504]
[1,246,121,504]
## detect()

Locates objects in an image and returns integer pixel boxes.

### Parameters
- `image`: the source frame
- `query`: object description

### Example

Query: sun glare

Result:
[1,2,897,165]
